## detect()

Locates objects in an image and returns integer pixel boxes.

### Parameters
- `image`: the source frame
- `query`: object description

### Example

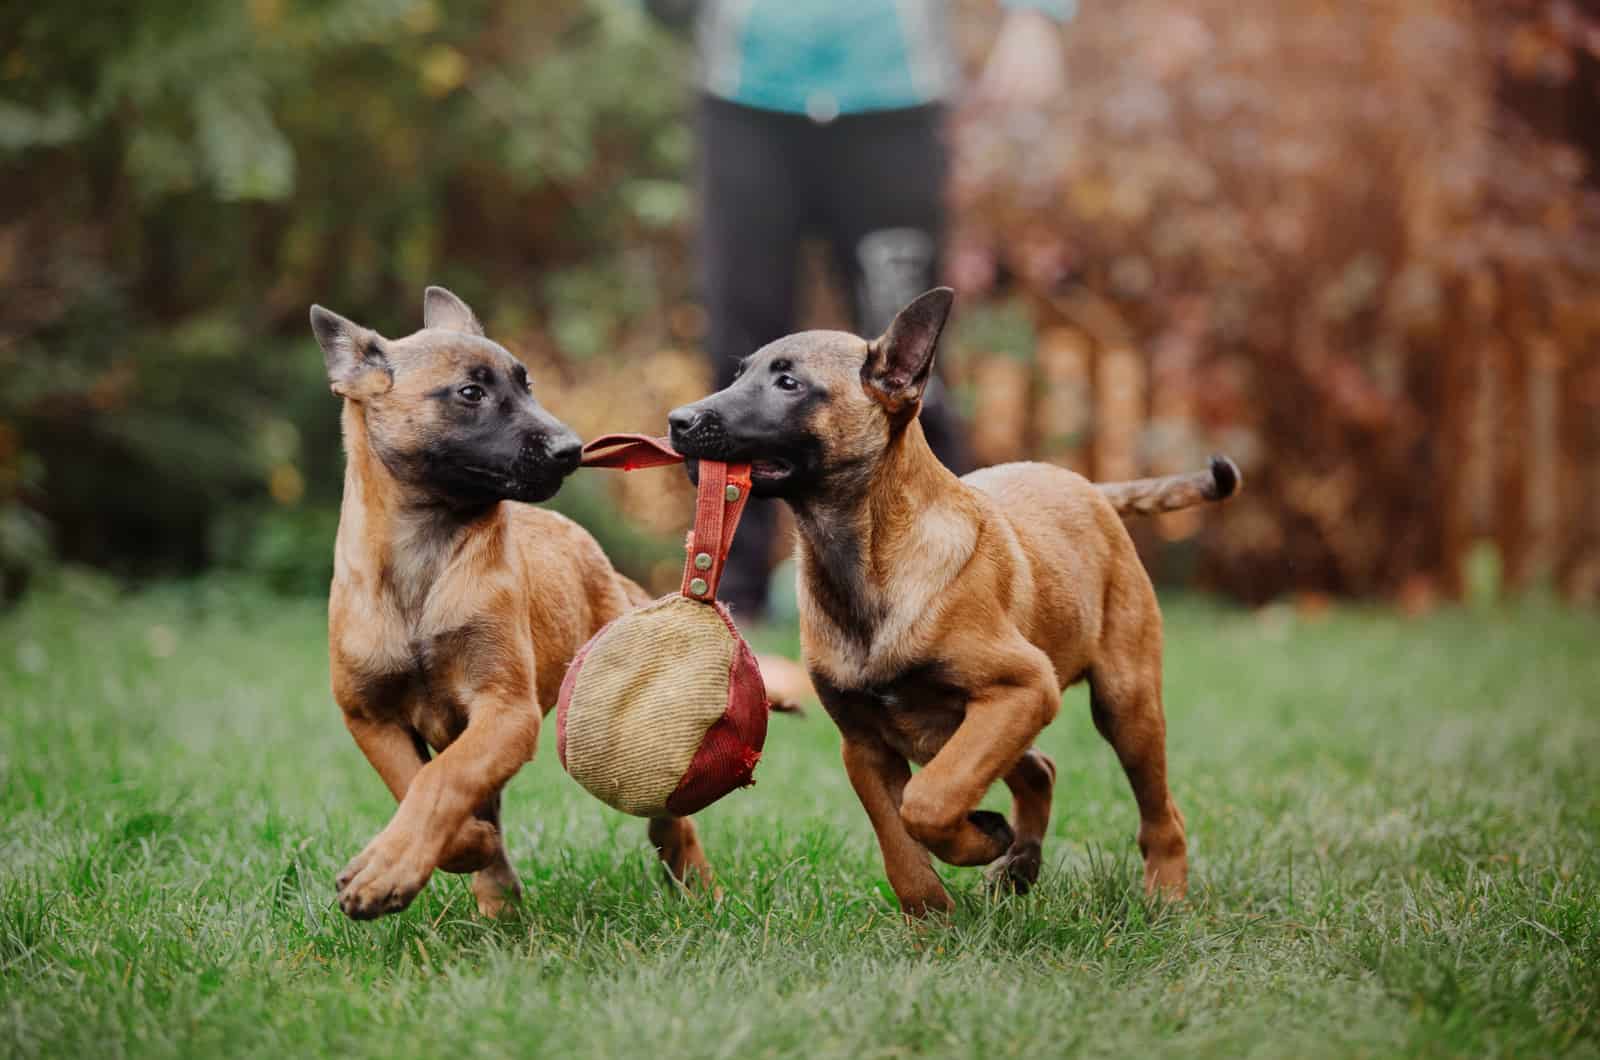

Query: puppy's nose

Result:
[547,432,583,472]
[668,405,703,436]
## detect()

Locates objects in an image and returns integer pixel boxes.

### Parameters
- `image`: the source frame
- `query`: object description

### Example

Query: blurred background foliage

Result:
[2,0,1598,607]
[0,0,693,596]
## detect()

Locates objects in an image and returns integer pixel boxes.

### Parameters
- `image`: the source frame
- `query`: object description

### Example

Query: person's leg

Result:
[817,105,970,472]
[696,97,805,619]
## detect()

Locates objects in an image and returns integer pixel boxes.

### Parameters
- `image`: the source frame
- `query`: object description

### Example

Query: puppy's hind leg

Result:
[1087,663,1187,899]
[648,816,716,893]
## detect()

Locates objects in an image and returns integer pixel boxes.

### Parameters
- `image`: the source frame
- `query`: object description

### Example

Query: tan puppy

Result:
[668,288,1238,915]
[312,287,712,920]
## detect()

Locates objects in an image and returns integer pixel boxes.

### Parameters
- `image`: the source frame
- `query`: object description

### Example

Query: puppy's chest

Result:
[405,628,486,750]
[341,628,477,752]
[818,664,969,766]
[802,591,943,688]
[331,583,497,750]
[798,508,977,687]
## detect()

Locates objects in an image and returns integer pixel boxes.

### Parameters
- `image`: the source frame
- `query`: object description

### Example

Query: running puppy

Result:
[667,288,1239,915]
[312,287,712,920]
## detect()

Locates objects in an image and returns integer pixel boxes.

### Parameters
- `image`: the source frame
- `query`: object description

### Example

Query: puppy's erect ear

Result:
[422,286,485,336]
[862,287,954,415]
[310,305,393,400]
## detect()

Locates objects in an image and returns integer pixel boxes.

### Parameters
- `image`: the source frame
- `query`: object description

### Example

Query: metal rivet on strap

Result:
[694,552,713,571]
[689,577,709,597]
[725,485,741,502]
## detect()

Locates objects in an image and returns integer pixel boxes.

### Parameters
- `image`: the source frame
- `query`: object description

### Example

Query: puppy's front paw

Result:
[335,829,434,920]
[965,810,1016,865]
[966,810,1014,848]
[984,839,1042,896]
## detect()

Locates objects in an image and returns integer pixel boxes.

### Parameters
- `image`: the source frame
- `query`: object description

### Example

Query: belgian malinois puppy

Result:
[667,288,1239,915]
[312,287,712,920]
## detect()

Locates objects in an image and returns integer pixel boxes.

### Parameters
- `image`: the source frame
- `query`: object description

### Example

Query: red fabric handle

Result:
[678,460,752,601]
[578,434,751,602]
[580,433,684,471]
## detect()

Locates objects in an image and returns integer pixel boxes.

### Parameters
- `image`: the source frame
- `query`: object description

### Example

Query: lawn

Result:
[1,576,1597,1058]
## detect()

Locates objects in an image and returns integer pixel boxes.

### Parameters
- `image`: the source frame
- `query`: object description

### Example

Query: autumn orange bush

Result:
[946,0,1600,604]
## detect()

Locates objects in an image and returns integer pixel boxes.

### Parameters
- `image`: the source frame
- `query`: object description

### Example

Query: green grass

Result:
[2,576,1597,1058]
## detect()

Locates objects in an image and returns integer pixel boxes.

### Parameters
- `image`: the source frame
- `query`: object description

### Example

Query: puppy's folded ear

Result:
[862,287,953,416]
[422,286,485,336]
[310,305,393,400]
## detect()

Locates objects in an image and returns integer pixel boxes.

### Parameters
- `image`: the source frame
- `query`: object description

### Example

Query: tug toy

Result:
[555,435,769,818]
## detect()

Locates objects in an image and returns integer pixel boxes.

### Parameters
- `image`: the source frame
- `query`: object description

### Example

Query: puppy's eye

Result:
[458,384,487,403]
[775,374,801,392]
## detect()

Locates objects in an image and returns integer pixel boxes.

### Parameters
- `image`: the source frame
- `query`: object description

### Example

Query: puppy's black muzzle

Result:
[667,404,737,462]
[534,431,584,477]
[506,427,583,502]
[442,423,582,507]
[666,406,719,489]
[669,399,812,497]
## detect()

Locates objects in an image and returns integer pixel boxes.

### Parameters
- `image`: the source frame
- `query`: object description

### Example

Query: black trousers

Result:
[696,95,968,618]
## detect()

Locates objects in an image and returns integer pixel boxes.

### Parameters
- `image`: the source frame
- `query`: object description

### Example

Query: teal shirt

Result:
[694,0,1074,117]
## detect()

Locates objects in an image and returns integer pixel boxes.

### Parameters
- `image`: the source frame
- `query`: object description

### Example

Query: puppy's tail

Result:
[1096,455,1242,516]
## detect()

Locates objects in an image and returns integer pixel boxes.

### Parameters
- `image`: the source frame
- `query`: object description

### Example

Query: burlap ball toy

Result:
[555,436,769,818]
